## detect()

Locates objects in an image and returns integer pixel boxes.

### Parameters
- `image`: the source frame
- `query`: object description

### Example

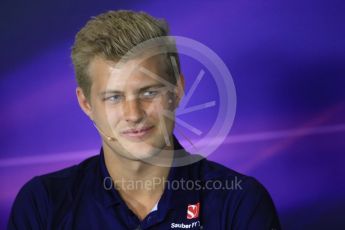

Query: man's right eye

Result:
[104,95,123,103]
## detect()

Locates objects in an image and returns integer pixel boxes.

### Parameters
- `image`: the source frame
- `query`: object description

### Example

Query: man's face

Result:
[82,55,182,161]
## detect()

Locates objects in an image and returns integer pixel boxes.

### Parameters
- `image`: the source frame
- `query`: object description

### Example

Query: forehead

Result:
[88,54,170,89]
[88,55,173,91]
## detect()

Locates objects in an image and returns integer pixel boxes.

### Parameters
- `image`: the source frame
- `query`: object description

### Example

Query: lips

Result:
[121,126,154,138]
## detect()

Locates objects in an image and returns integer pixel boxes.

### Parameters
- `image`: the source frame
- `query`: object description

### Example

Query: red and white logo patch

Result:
[187,202,200,219]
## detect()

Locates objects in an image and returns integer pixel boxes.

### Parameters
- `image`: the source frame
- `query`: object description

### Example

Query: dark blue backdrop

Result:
[1,0,345,229]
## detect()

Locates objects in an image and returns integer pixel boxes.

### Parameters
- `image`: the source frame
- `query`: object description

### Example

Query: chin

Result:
[125,146,160,160]
[120,136,168,160]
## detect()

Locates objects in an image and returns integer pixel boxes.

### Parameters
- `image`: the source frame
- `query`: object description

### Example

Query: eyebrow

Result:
[99,83,166,96]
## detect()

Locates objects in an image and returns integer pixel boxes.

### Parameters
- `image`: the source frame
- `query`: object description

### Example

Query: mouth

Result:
[121,125,154,139]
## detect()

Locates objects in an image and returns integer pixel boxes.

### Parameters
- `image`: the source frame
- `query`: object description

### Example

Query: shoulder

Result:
[8,155,100,229]
[195,158,281,229]
[8,155,100,228]
[195,157,248,182]
[196,157,273,201]
[36,155,99,192]
[15,154,99,198]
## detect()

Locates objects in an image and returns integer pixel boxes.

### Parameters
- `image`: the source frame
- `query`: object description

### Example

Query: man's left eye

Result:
[142,90,159,98]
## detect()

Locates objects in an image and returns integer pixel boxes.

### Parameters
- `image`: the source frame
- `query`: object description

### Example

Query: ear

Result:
[175,73,185,106]
[76,87,93,120]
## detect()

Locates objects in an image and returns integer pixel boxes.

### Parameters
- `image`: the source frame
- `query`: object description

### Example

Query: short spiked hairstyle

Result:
[71,10,180,100]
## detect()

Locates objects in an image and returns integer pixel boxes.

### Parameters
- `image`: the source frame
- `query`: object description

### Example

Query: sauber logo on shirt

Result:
[171,220,201,229]
[187,202,200,219]
[170,202,202,229]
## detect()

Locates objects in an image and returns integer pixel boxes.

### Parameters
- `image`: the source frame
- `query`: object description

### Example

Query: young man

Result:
[8,10,281,229]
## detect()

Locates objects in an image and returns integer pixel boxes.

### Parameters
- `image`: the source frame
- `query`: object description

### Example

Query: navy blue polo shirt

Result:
[8,137,281,229]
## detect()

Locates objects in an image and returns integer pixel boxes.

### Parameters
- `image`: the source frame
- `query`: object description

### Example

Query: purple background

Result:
[1,0,345,229]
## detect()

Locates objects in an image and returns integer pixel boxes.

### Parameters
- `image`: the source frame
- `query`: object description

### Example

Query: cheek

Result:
[149,100,175,127]
[145,99,173,119]
[98,105,123,126]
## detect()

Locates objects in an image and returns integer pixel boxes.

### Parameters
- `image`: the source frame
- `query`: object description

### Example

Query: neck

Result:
[102,141,174,182]
[102,139,175,192]
[102,140,175,220]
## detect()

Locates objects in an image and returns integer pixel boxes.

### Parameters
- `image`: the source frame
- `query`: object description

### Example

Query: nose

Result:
[123,96,145,124]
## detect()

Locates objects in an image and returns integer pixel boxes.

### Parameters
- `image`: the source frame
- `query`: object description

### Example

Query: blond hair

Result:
[71,10,180,100]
